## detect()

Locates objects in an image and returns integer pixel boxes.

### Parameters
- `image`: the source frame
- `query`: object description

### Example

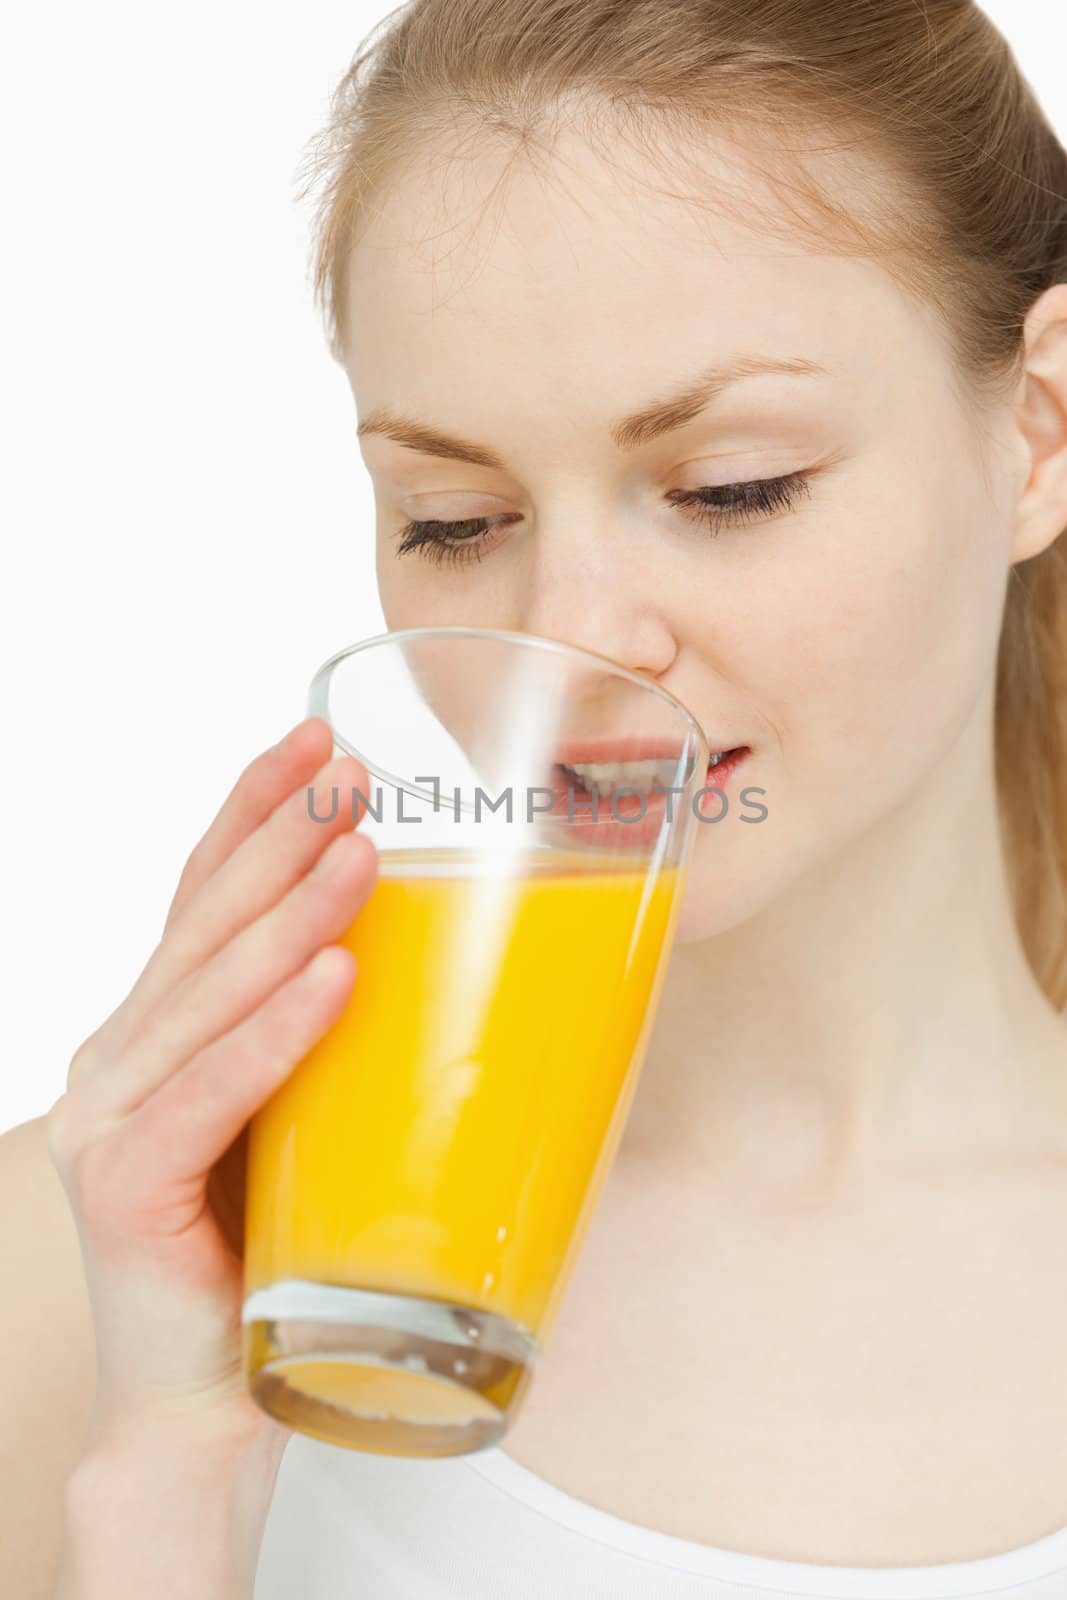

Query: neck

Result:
[620,695,1067,1203]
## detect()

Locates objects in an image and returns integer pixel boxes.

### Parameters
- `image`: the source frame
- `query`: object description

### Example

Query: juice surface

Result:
[245,846,680,1339]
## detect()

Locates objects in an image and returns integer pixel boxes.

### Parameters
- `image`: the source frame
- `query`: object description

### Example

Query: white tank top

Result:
[255,1433,1067,1597]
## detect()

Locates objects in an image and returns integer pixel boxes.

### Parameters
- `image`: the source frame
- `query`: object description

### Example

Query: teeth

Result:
[560,758,673,796]
[559,756,720,796]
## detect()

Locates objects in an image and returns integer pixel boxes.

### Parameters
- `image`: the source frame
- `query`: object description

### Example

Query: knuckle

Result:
[241,744,286,806]
[176,828,214,893]
[45,1099,112,1206]
[293,865,346,935]
[46,1094,133,1226]
[347,828,378,881]
[164,864,200,933]
[303,755,366,810]
[265,955,347,1044]
[239,746,270,789]
[329,754,367,787]
[173,846,198,891]
[45,1092,79,1173]
[311,828,356,875]
[66,1031,101,1089]
[304,833,370,903]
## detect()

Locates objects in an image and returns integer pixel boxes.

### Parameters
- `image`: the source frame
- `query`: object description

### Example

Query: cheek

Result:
[376,547,466,632]
[669,519,1006,946]
[732,487,1006,764]
[377,547,527,637]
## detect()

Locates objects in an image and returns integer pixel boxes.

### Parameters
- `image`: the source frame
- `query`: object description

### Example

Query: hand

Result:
[47,716,378,1458]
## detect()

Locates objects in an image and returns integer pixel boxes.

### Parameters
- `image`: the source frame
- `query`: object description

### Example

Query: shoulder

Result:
[0,1114,97,1600]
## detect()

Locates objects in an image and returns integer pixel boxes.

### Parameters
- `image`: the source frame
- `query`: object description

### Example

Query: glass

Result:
[242,626,709,1457]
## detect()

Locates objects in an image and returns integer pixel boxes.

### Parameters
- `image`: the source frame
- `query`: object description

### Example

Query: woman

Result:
[5,1,1067,1595]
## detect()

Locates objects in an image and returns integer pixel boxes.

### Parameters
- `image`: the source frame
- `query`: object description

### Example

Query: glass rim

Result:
[307,625,710,815]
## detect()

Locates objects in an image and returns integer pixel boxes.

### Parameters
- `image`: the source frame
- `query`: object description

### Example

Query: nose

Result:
[517,541,678,686]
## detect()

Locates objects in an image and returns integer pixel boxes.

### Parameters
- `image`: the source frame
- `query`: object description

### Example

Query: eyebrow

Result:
[356,354,829,466]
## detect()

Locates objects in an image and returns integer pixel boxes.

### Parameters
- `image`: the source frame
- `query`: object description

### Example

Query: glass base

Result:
[242,1279,541,1457]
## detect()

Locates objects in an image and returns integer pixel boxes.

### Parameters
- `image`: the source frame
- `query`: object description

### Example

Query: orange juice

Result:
[245,845,680,1354]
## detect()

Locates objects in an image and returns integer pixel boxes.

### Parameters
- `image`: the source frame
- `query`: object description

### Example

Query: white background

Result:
[1,4,1063,1136]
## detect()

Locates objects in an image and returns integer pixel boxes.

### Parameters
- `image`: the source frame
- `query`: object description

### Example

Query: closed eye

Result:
[393,471,813,568]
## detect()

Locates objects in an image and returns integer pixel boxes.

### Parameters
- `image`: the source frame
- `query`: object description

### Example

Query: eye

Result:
[393,471,812,567]
[667,471,813,533]
[393,513,517,568]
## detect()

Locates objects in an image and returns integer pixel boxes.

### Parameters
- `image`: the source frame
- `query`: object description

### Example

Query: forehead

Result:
[342,116,940,415]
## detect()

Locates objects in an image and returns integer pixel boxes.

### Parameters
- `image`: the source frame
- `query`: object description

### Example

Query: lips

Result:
[552,735,726,765]
[697,745,750,795]
[539,740,750,846]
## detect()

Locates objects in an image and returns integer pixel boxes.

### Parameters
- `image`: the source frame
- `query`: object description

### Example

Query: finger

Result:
[150,752,374,1004]
[66,718,331,1091]
[67,741,369,1089]
[110,752,370,1047]
[69,944,359,1250]
[87,827,378,1116]
[164,717,335,936]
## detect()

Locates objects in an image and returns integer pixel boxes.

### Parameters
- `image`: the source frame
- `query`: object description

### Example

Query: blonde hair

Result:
[298,0,1067,1010]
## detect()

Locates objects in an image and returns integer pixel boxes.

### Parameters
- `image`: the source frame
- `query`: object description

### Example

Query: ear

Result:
[1009,282,1067,567]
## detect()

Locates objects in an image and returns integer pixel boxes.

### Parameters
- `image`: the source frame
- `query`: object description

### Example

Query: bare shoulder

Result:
[0,1114,96,1600]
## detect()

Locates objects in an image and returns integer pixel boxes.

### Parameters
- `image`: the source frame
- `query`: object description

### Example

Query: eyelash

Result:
[394,472,813,567]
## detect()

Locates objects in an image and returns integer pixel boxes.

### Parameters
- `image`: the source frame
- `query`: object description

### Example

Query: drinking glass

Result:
[242,626,709,1456]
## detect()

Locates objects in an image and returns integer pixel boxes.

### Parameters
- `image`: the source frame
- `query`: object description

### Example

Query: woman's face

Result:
[342,121,1029,943]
